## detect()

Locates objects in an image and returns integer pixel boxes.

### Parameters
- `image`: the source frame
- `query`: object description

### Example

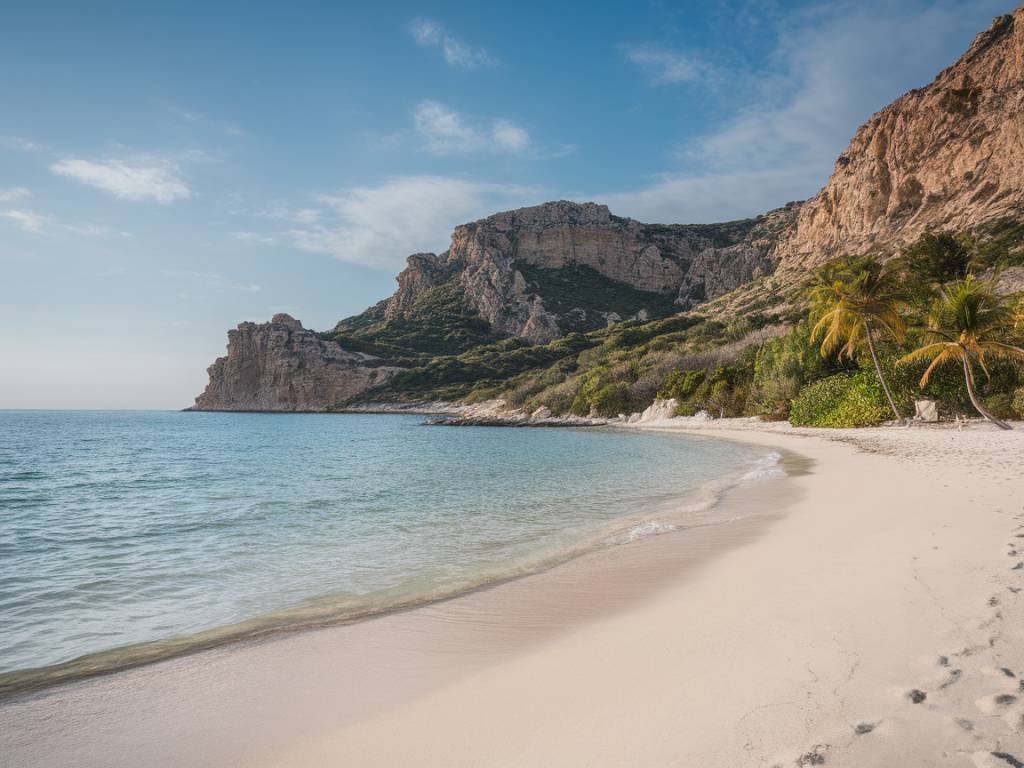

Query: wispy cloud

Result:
[169,104,247,138]
[288,176,540,269]
[0,187,31,202]
[255,202,321,224]
[0,136,46,153]
[409,18,496,69]
[51,155,192,204]
[413,100,530,155]
[63,222,108,236]
[622,44,710,85]
[1,209,50,233]
[161,269,262,293]
[230,231,277,245]
[0,205,110,237]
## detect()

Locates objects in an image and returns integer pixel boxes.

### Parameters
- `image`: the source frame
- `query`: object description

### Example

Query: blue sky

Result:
[0,0,1015,408]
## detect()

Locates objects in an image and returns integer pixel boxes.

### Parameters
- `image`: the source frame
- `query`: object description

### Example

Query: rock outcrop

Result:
[190,314,402,411]
[776,6,1024,272]
[377,200,798,343]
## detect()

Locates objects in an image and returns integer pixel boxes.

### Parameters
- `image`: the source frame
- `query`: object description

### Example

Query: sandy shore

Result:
[2,419,1023,767]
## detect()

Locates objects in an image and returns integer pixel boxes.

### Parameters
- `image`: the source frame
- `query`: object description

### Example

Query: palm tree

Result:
[808,256,907,422]
[899,275,1024,430]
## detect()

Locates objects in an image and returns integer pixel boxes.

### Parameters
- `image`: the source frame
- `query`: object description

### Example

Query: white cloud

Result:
[409,18,496,69]
[161,269,262,293]
[0,187,31,202]
[1,209,50,233]
[491,120,531,153]
[623,44,709,85]
[605,0,1011,224]
[288,176,541,269]
[63,222,108,236]
[255,203,321,224]
[230,231,277,245]
[413,100,531,155]
[0,203,108,237]
[50,156,192,203]
[0,136,45,152]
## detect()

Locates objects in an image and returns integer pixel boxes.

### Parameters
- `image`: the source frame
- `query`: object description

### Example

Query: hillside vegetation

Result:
[348,220,1024,427]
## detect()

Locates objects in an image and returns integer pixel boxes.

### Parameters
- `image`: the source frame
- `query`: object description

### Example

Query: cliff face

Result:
[776,7,1024,272]
[376,200,798,343]
[190,314,401,411]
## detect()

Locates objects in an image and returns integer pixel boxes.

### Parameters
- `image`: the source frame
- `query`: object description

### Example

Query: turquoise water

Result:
[0,411,779,684]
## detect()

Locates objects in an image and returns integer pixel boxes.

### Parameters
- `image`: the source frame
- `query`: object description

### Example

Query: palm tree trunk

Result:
[864,322,903,423]
[962,352,1012,430]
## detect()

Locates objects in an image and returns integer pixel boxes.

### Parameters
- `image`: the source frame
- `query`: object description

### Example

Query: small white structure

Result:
[914,399,939,422]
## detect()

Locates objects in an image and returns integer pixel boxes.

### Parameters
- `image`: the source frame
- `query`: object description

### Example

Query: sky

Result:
[0,0,1016,409]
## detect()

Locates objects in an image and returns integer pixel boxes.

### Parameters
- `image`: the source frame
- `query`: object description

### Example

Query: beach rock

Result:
[190,314,403,411]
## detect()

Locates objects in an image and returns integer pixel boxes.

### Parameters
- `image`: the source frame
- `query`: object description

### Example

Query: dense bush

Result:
[984,393,1018,421]
[789,371,890,428]
[1013,388,1024,419]
[590,383,631,417]
[748,321,833,419]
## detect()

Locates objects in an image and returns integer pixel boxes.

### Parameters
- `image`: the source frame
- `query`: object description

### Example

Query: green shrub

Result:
[789,371,890,428]
[658,369,706,401]
[1013,388,1024,419]
[590,383,631,417]
[749,321,831,418]
[984,393,1017,421]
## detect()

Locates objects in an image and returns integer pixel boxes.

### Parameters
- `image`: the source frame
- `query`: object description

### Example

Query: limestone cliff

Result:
[190,314,401,411]
[367,200,798,344]
[775,6,1024,272]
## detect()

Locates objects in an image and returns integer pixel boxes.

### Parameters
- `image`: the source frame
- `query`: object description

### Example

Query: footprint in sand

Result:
[973,751,1024,768]
[940,669,964,689]
[975,692,1018,715]
[794,745,828,766]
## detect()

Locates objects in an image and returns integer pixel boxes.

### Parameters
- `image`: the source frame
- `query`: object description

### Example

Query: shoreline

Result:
[2,420,1023,766]
[0,431,804,767]
[0,428,787,702]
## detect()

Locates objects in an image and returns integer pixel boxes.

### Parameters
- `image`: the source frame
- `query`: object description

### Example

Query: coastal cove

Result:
[0,411,786,699]
[0,418,806,768]
[3,417,1023,766]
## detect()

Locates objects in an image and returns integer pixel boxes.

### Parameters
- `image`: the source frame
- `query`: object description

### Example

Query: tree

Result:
[901,230,973,285]
[898,275,1024,430]
[808,256,907,422]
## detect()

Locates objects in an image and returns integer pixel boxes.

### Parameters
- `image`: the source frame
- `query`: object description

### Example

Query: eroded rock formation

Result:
[380,200,797,343]
[190,314,401,411]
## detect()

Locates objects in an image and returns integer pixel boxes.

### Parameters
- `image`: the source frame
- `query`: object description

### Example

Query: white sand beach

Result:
[2,420,1023,767]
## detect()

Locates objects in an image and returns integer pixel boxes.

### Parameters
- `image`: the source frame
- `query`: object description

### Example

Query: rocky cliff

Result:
[775,6,1024,272]
[190,314,401,411]
[357,200,799,344]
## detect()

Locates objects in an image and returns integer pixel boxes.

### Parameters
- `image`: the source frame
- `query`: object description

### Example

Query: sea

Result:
[0,410,785,691]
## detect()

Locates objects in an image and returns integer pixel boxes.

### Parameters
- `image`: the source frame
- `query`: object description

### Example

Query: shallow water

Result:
[0,410,779,681]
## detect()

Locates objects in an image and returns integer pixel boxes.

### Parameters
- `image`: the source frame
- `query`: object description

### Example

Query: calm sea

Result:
[0,410,782,689]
